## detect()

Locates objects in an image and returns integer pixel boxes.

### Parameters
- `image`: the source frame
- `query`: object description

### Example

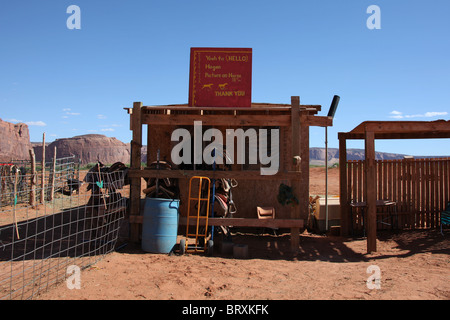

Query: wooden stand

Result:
[125,97,333,252]
[339,120,450,253]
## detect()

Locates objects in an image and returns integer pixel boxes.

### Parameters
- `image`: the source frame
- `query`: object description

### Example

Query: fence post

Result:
[40,132,46,204]
[76,157,81,195]
[29,149,36,207]
[49,146,57,201]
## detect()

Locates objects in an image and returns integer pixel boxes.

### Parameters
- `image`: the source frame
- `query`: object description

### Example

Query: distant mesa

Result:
[308,147,414,166]
[0,118,32,162]
[33,134,130,165]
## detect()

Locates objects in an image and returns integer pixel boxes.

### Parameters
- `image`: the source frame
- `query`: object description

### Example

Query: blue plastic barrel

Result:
[142,198,180,253]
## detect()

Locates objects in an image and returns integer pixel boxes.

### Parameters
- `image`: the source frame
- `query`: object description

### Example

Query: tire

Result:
[179,239,186,255]
[207,240,214,256]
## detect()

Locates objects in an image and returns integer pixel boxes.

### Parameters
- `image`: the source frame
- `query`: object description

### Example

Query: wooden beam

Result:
[299,112,310,221]
[364,120,450,133]
[339,119,450,141]
[142,113,335,128]
[139,103,322,111]
[29,149,36,208]
[130,101,143,243]
[339,131,450,140]
[130,216,304,228]
[290,96,301,252]
[183,217,304,228]
[365,131,377,253]
[303,115,333,127]
[128,168,303,181]
[142,113,292,127]
[339,136,349,236]
[40,132,45,204]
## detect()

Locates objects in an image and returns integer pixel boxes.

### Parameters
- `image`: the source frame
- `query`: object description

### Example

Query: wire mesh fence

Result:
[0,156,81,208]
[0,160,129,300]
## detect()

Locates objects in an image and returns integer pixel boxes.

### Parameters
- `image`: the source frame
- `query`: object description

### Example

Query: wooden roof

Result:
[339,120,450,140]
[125,102,333,127]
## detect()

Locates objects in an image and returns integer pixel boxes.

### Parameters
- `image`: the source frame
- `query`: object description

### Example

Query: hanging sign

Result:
[188,47,252,108]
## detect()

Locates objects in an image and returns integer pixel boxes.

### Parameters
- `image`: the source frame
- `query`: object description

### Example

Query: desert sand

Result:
[35,167,450,301]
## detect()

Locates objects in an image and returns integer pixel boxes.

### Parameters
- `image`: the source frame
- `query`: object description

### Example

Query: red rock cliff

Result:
[0,118,32,162]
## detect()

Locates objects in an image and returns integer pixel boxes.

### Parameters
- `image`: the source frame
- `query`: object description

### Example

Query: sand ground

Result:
[35,167,450,300]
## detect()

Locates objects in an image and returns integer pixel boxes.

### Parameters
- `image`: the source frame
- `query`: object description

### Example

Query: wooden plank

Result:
[339,137,349,236]
[299,113,310,220]
[140,103,322,112]
[280,126,290,173]
[349,120,450,136]
[428,159,433,228]
[397,160,403,219]
[444,159,450,212]
[29,149,36,208]
[438,159,444,226]
[49,146,57,202]
[364,131,377,253]
[142,113,292,127]
[341,132,450,140]
[303,115,333,127]
[445,159,449,220]
[391,160,400,205]
[425,159,430,228]
[40,132,45,204]
[182,217,303,228]
[406,159,411,228]
[128,168,302,181]
[420,159,426,228]
[130,101,143,243]
[290,96,301,252]
[129,216,304,228]
[299,116,310,225]
[412,159,418,228]
[401,160,406,228]
[347,160,353,231]
[383,160,388,200]
[357,160,363,203]
[387,160,393,202]
[355,161,362,230]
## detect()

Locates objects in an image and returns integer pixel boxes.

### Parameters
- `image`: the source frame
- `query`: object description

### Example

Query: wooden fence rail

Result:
[346,158,449,231]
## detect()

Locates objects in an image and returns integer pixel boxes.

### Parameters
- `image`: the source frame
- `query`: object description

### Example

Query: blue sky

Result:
[1,0,449,156]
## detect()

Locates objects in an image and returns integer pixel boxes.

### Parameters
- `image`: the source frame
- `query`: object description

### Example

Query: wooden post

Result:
[29,149,36,208]
[40,132,46,204]
[299,112,310,220]
[130,102,143,243]
[339,135,348,236]
[365,130,377,253]
[13,168,20,239]
[49,146,57,201]
[290,96,301,252]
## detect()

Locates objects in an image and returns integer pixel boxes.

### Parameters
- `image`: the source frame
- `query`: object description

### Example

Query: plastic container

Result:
[141,198,180,253]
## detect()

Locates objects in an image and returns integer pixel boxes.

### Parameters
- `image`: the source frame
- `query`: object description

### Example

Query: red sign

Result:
[189,48,252,108]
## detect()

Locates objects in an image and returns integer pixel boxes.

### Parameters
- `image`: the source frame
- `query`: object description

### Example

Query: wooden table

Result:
[349,200,397,235]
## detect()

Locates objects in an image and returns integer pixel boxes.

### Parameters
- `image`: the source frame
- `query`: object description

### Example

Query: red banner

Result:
[189,48,252,108]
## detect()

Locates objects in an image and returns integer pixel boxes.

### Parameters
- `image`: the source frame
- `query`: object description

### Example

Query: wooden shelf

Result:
[128,168,303,181]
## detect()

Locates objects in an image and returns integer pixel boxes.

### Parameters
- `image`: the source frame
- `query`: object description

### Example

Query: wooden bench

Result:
[179,217,304,229]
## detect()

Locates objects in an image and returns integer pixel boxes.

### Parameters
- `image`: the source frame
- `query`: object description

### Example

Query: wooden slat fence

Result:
[346,158,449,231]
